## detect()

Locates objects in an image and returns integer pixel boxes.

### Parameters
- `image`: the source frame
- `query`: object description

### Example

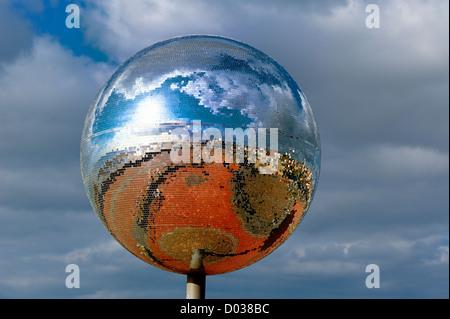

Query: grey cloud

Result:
[0,2,33,64]
[0,36,113,167]
[237,231,449,298]
[82,0,349,63]
[0,36,114,212]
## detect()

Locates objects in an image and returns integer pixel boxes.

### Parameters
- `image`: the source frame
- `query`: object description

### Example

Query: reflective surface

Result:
[81,35,320,275]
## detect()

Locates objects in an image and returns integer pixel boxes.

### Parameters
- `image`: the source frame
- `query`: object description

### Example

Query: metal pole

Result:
[186,249,206,299]
[186,272,206,299]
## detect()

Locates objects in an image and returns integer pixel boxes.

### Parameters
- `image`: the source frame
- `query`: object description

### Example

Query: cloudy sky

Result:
[0,0,448,299]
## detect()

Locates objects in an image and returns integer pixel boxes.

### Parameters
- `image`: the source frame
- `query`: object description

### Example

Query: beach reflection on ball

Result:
[81,35,320,275]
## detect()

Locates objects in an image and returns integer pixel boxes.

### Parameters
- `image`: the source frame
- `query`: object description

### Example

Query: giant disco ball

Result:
[81,35,320,275]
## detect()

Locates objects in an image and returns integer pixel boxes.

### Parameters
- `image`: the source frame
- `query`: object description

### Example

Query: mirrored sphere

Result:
[81,35,321,275]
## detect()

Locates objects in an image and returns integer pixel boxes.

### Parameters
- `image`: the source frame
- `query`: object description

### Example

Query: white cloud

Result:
[0,35,113,158]
[424,245,449,265]
[313,0,449,72]
[381,0,449,64]
[0,36,109,109]
[0,35,114,210]
[433,246,449,265]
[275,241,361,276]
[40,240,123,264]
[84,0,226,62]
